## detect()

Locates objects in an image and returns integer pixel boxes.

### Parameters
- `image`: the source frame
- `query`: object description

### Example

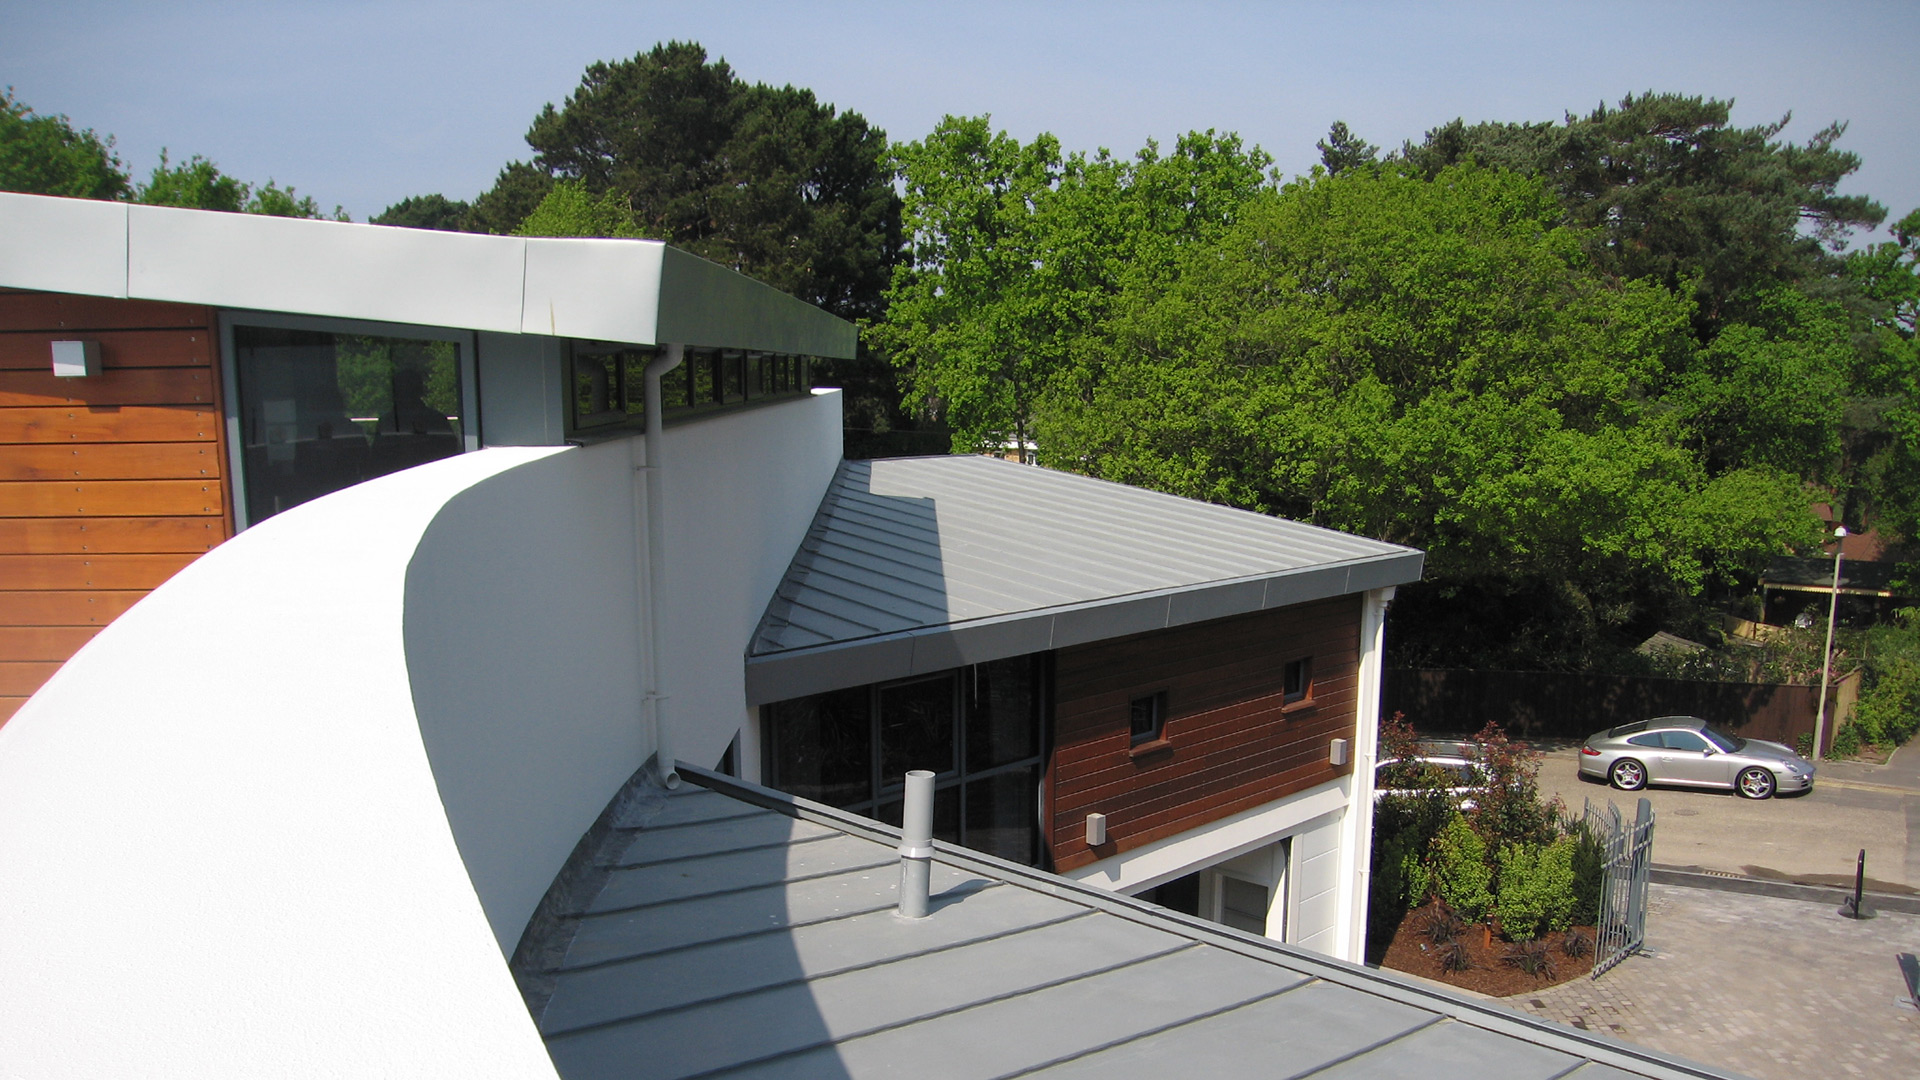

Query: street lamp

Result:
[1813,526,1848,760]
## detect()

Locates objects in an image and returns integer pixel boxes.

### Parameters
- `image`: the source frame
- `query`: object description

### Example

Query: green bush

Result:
[1569,826,1604,927]
[1493,836,1577,941]
[1430,814,1493,922]
[1832,721,1863,758]
[1854,613,1920,746]
[1366,829,1412,963]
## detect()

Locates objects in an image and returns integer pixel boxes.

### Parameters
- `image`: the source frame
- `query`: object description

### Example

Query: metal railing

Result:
[1586,796,1655,979]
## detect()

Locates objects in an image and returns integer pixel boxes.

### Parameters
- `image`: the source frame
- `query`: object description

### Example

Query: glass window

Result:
[720,351,746,403]
[876,785,961,844]
[964,766,1038,864]
[689,349,717,405]
[1129,693,1164,745]
[622,349,659,421]
[879,674,957,780]
[1283,658,1312,703]
[765,687,872,806]
[1626,733,1664,748]
[1662,730,1708,752]
[968,658,1040,770]
[572,349,625,428]
[234,325,464,524]
[658,357,690,410]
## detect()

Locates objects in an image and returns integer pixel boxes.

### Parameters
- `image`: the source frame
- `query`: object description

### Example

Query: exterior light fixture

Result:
[1329,737,1351,766]
[50,340,100,378]
[1084,812,1108,847]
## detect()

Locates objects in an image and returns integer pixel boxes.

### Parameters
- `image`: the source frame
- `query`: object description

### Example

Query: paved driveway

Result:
[1532,744,1920,892]
[1509,884,1920,1079]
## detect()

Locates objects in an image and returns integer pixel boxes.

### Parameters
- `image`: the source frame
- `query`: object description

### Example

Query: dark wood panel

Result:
[0,697,22,726]
[0,294,210,331]
[0,625,100,661]
[1046,595,1365,867]
[0,367,215,407]
[0,479,223,516]
[0,405,220,443]
[0,553,201,590]
[0,328,214,370]
[0,517,226,554]
[0,442,221,480]
[0,590,145,625]
[0,661,61,696]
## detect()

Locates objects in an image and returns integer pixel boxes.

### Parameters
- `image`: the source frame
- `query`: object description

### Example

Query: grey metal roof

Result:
[746,457,1424,704]
[518,765,1746,1080]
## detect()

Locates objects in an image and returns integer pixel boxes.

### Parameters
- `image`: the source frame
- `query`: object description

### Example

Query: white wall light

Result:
[51,340,101,378]
[1084,812,1108,847]
[1329,737,1351,766]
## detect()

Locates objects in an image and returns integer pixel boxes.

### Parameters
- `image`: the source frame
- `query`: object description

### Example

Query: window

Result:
[766,655,1047,865]
[1129,693,1165,745]
[1283,658,1312,704]
[1662,730,1708,752]
[1626,733,1664,748]
[567,344,818,437]
[230,321,470,525]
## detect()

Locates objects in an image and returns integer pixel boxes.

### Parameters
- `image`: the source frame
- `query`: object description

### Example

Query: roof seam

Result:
[1282,1014,1450,1079]
[580,854,897,917]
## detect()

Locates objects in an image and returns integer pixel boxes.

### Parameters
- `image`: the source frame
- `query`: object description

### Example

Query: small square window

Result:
[1129,693,1165,745]
[1283,658,1312,704]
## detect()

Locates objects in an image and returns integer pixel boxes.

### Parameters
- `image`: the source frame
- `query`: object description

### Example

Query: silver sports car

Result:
[1578,715,1814,799]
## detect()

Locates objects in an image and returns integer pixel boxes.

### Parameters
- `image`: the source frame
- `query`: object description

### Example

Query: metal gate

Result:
[1585,796,1655,979]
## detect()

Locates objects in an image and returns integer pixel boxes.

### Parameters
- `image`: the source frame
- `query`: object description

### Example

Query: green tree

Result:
[0,89,129,199]
[512,180,646,238]
[466,162,554,235]
[136,149,332,219]
[371,194,473,231]
[1316,120,1377,176]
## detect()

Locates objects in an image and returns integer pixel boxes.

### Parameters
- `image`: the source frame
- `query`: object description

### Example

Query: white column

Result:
[1335,585,1395,962]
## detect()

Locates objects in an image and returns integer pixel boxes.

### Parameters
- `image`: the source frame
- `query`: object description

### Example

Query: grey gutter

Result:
[743,548,1424,706]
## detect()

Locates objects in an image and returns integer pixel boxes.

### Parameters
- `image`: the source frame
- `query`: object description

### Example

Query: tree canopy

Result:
[0,89,130,200]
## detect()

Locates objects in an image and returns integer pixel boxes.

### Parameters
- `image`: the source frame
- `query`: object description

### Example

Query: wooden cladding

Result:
[0,294,232,725]
[1046,595,1363,871]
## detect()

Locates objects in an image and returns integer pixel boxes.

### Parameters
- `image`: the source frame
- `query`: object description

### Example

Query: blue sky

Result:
[7,0,1917,239]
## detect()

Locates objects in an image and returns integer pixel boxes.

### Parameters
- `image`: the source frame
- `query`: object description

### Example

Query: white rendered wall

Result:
[0,448,569,1080]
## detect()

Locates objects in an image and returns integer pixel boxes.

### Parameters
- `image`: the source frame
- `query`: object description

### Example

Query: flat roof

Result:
[745,456,1423,704]
[0,191,855,357]
[518,765,1743,1080]
[1760,556,1900,598]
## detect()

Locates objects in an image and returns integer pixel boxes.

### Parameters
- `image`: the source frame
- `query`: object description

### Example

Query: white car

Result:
[1375,740,1489,808]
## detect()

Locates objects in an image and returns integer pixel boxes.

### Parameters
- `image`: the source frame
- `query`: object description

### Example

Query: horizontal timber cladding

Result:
[0,293,233,725]
[1047,595,1363,872]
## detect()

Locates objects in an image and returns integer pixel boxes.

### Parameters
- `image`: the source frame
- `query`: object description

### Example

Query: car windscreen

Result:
[1702,725,1744,753]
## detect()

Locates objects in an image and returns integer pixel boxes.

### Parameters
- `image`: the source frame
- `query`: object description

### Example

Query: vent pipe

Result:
[641,344,685,789]
[897,770,935,918]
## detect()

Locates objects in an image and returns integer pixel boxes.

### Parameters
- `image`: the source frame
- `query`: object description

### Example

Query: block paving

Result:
[1507,884,1920,1079]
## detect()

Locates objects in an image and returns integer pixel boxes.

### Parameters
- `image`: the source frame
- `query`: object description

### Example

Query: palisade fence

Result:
[1585,796,1655,979]
[1384,668,1858,755]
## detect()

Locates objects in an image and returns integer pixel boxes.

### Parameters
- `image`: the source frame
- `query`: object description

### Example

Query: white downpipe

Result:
[1340,585,1395,961]
[642,344,685,788]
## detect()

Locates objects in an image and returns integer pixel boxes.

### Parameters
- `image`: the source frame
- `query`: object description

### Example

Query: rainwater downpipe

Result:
[897,770,935,918]
[642,343,684,788]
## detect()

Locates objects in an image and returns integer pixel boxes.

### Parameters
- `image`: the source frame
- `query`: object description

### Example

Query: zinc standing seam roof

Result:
[745,457,1424,705]
[521,766,1748,1080]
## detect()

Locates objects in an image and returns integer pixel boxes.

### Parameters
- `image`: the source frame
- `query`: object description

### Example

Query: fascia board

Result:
[127,204,528,333]
[656,246,858,358]
[519,237,664,342]
[0,192,128,298]
[743,549,1426,704]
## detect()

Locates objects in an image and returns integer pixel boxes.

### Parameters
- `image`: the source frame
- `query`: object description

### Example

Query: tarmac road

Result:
[1531,739,1920,893]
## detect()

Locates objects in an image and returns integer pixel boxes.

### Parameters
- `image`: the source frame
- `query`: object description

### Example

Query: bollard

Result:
[1840,848,1874,920]
[897,770,935,919]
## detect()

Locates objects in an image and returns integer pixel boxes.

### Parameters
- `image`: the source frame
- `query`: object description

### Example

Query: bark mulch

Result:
[1379,899,1595,997]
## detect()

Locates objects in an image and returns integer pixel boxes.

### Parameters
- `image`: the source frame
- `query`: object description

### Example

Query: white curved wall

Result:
[0,448,568,1079]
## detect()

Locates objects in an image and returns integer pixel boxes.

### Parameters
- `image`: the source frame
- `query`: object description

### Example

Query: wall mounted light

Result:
[51,340,100,378]
[1329,738,1351,767]
[1085,812,1108,846]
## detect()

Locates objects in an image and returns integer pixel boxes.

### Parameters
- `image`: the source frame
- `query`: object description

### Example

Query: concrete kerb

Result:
[1651,864,1920,914]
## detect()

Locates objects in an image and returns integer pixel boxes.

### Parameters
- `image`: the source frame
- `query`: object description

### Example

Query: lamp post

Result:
[1813,525,1848,760]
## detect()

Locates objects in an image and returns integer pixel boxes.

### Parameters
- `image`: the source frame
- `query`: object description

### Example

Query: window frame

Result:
[1282,656,1314,707]
[1129,691,1167,746]
[218,309,479,531]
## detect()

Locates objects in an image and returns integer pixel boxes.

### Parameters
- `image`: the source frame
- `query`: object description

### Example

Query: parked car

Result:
[1578,716,1814,799]
[1375,740,1489,808]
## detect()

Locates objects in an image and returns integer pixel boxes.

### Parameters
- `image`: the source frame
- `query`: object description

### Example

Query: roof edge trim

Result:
[744,549,1424,705]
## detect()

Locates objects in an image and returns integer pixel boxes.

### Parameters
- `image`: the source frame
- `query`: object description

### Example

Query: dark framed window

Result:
[1283,658,1312,704]
[1129,693,1166,745]
[229,321,471,525]
[766,654,1048,865]
[566,342,819,437]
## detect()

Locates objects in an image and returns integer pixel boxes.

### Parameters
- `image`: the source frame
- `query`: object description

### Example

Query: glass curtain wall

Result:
[766,655,1047,866]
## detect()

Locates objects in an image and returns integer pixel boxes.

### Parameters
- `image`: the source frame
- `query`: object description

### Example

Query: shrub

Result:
[1366,829,1413,962]
[1430,814,1493,922]
[1436,938,1473,972]
[1494,836,1577,941]
[1832,721,1863,758]
[1562,930,1593,958]
[1854,612,1920,746]
[1503,938,1558,979]
[1569,825,1604,927]
[1464,720,1559,851]
[1422,904,1466,944]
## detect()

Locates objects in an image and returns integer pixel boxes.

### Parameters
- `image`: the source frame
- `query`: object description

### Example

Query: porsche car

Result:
[1578,715,1814,799]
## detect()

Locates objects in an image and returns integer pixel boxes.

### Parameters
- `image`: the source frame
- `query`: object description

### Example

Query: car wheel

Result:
[1610,758,1647,791]
[1737,767,1776,800]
